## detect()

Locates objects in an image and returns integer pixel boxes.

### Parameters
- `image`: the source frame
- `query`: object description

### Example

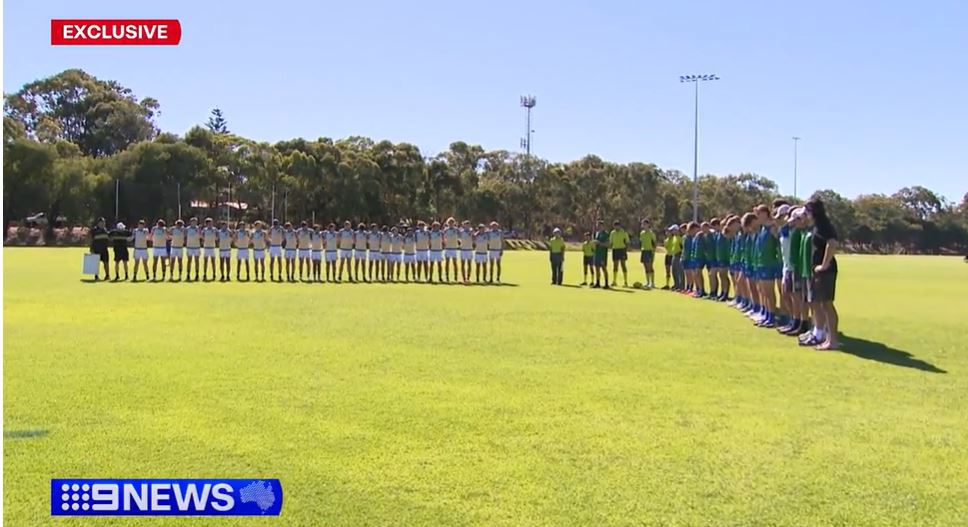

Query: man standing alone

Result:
[548,228,566,285]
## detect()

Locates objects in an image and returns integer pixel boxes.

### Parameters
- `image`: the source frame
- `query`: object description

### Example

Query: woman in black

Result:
[805,199,839,350]
[90,217,111,281]
[110,222,132,281]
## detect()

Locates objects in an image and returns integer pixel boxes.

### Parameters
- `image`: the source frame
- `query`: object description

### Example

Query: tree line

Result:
[4,69,967,253]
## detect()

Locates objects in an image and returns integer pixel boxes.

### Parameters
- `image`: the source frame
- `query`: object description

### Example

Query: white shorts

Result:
[252,249,264,260]
[220,249,231,259]
[268,246,282,258]
[429,250,443,263]
[152,247,167,258]
[444,248,459,259]
[325,250,338,263]
[298,249,311,259]
[475,253,488,264]
[169,247,184,258]
[416,251,428,262]
[369,251,383,262]
[488,249,502,261]
[237,248,250,260]
[133,248,147,261]
[311,250,322,261]
[184,247,199,257]
[204,247,216,258]
[388,253,402,263]
[340,249,353,259]
[404,253,416,264]
[461,249,474,261]
[285,249,297,260]
[355,249,367,259]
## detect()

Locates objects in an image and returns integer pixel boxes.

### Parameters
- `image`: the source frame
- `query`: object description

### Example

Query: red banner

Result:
[51,19,181,45]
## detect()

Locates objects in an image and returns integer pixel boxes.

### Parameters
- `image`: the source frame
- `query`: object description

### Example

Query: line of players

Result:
[126,217,506,283]
[674,200,836,349]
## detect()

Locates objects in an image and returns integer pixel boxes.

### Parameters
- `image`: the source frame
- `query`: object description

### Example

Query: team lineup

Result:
[90,217,506,284]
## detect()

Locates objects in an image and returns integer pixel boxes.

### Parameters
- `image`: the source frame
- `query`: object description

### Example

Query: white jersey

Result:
[151,227,167,247]
[170,227,185,248]
[311,230,323,250]
[185,226,201,248]
[429,231,443,250]
[269,226,285,246]
[284,230,297,248]
[250,230,265,249]
[297,228,312,249]
[488,230,502,250]
[133,227,149,249]
[324,231,338,250]
[443,227,459,249]
[235,229,251,249]
[338,229,354,249]
[202,226,218,248]
[368,232,382,250]
[415,230,429,250]
[354,230,368,250]
[218,228,233,250]
[459,228,473,249]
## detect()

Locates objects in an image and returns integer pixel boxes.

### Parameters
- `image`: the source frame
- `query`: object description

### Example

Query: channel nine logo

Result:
[50,479,283,516]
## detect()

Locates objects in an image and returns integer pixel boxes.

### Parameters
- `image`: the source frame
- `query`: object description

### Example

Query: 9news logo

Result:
[51,479,282,516]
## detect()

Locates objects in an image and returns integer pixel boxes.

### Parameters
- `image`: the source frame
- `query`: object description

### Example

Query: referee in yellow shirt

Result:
[609,220,631,287]
[638,219,657,288]
[548,228,566,285]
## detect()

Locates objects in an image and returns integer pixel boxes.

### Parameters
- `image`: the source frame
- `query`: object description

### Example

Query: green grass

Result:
[4,248,967,526]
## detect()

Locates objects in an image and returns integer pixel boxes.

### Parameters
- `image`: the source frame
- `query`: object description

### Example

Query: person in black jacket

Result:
[90,217,111,281]
[110,222,132,281]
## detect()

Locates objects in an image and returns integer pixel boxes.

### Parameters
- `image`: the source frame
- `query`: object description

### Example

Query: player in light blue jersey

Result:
[459,220,474,284]
[367,223,383,282]
[354,223,368,282]
[442,217,460,282]
[403,225,417,282]
[337,220,355,282]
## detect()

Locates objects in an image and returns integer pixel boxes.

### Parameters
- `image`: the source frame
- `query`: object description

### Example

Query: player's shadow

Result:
[838,335,946,373]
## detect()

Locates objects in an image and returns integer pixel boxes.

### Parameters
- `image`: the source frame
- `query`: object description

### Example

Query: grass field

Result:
[3,248,967,526]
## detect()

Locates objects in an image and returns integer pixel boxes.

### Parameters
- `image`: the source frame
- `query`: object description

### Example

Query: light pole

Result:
[520,95,536,156]
[792,136,801,198]
[679,74,719,221]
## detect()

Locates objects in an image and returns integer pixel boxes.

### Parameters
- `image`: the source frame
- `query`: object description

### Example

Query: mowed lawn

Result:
[3,248,967,526]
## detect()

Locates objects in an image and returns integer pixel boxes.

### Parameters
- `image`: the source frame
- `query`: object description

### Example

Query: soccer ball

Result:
[632,281,643,289]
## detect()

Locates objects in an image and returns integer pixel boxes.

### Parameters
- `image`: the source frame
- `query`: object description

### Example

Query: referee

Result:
[90,217,111,281]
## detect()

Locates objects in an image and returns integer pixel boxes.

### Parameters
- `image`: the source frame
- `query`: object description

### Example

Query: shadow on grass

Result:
[3,428,49,440]
[839,335,946,374]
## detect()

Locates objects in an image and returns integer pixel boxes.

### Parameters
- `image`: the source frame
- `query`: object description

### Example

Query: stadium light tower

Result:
[792,136,801,198]
[520,95,536,156]
[679,74,719,221]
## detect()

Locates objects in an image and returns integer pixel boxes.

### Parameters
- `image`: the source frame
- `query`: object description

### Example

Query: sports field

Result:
[3,248,967,526]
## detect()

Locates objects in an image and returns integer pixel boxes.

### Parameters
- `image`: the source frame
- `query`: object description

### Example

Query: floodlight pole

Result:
[679,74,719,222]
[520,95,537,156]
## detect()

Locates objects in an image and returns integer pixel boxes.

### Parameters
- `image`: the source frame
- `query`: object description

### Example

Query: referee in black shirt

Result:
[90,217,111,281]
[110,222,132,281]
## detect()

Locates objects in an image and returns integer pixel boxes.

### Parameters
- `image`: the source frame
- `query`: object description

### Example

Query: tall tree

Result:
[206,108,230,135]
[3,69,158,157]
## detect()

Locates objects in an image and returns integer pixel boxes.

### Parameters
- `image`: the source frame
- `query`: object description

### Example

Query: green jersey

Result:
[701,232,716,261]
[798,231,813,279]
[594,230,610,258]
[744,232,756,267]
[716,232,730,262]
[758,226,780,267]
[789,228,804,276]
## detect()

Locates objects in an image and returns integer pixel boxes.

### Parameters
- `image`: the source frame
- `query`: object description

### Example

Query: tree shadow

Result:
[838,335,946,373]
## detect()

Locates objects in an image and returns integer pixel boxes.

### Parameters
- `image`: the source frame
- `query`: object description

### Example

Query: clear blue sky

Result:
[4,0,967,201]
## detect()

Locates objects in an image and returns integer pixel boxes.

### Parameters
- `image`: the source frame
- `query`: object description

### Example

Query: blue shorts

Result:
[640,250,654,264]
[758,266,781,280]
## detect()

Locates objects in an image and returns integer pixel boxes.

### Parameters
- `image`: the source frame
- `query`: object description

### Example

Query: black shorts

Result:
[640,250,655,264]
[96,249,110,263]
[612,248,627,262]
[664,254,673,266]
[583,255,593,266]
[781,270,795,293]
[114,249,129,262]
[807,272,837,303]
[594,253,608,267]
